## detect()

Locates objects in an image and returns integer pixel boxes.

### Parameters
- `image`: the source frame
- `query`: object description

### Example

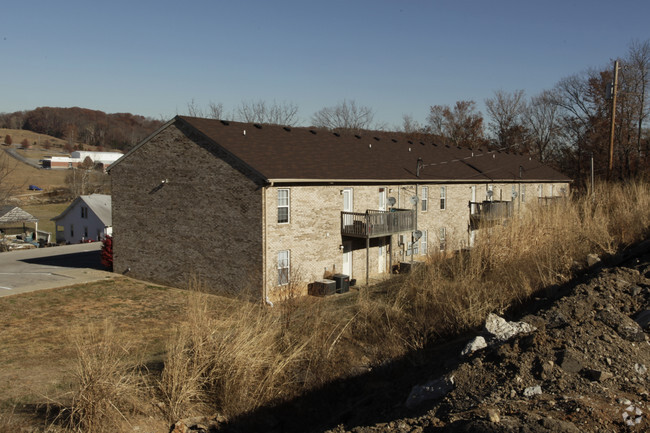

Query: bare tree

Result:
[485,89,527,150]
[524,90,562,162]
[402,114,422,134]
[0,152,18,206]
[236,100,299,126]
[186,98,204,117]
[426,100,486,148]
[623,39,650,174]
[311,100,374,131]
[207,102,226,120]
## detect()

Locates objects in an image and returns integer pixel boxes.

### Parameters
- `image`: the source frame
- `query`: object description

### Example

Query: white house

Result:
[52,194,112,244]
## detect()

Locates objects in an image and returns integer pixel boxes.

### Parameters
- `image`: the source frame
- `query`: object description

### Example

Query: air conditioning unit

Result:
[308,279,336,297]
[333,274,350,293]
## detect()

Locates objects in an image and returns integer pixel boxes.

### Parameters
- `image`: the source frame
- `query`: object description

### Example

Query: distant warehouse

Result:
[41,151,123,170]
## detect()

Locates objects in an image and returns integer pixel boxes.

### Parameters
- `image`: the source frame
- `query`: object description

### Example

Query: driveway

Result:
[0,243,114,297]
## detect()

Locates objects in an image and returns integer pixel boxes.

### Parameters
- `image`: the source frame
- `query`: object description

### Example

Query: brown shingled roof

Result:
[119,116,571,184]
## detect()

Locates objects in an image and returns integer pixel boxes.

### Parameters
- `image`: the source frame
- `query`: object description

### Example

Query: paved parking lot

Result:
[0,243,114,297]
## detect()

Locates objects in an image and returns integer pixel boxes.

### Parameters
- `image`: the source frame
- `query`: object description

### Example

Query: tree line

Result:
[0,107,163,151]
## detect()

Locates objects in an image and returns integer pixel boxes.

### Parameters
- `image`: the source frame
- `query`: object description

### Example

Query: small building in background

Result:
[52,194,112,244]
[41,151,123,170]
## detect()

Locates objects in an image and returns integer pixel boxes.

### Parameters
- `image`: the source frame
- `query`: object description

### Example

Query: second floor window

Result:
[278,189,289,223]
[81,206,88,218]
[440,186,446,210]
[421,187,428,211]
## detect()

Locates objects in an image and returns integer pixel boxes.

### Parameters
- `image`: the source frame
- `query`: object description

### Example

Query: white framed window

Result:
[421,186,428,211]
[278,250,290,285]
[538,184,543,198]
[487,184,493,201]
[421,230,428,255]
[439,227,446,251]
[521,185,526,202]
[511,185,517,200]
[440,186,446,210]
[277,189,289,223]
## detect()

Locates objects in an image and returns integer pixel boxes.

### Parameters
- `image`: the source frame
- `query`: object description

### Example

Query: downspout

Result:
[262,182,271,304]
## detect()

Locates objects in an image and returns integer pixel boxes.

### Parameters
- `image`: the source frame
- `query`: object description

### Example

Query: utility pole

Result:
[607,60,619,181]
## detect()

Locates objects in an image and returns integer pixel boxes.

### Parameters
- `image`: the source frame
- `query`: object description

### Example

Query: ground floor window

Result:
[439,227,447,251]
[278,250,290,285]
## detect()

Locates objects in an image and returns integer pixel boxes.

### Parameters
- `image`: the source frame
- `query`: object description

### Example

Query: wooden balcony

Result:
[341,209,415,238]
[469,200,513,227]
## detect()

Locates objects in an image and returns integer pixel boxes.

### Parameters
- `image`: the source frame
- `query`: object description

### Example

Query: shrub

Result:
[3,135,11,146]
[101,235,113,271]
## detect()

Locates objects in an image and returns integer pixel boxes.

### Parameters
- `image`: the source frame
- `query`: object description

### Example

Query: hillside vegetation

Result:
[1,107,162,152]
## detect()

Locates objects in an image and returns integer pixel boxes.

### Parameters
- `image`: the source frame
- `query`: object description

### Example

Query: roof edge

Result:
[107,117,177,172]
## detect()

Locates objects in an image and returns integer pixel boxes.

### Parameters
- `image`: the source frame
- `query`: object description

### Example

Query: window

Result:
[421,230,428,255]
[439,227,446,251]
[421,186,428,211]
[521,185,526,202]
[277,189,289,223]
[406,237,419,256]
[70,224,74,238]
[440,186,446,210]
[511,185,517,200]
[83,227,88,238]
[81,206,88,218]
[278,250,290,285]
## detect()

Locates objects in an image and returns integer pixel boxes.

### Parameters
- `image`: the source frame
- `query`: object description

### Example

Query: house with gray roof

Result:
[109,116,571,300]
[52,194,112,244]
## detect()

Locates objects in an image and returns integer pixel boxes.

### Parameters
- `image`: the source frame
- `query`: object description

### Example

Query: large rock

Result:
[596,309,646,342]
[461,336,487,356]
[484,313,536,342]
[405,375,455,409]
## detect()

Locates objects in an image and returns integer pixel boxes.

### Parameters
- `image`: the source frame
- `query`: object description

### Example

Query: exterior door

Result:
[342,241,352,277]
[342,188,353,228]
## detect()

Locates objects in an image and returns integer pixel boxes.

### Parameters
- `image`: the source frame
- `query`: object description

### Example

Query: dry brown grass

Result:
[62,322,146,433]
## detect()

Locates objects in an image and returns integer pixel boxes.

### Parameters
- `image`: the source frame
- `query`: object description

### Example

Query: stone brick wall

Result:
[263,181,570,297]
[111,122,264,296]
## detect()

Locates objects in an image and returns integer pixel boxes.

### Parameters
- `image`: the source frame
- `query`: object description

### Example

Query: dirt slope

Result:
[320,242,650,433]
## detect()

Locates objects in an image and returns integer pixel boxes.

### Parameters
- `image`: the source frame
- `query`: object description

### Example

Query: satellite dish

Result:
[388,197,396,207]
[410,195,419,205]
[413,230,423,241]
[512,191,518,198]
[487,190,493,198]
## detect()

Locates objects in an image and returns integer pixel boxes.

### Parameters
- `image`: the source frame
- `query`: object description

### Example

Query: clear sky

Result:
[2,0,649,128]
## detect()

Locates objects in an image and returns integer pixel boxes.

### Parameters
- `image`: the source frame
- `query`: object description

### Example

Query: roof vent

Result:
[309,130,317,135]
[369,144,372,148]
[420,141,425,145]
[283,126,291,132]
[374,136,380,141]
[254,123,262,129]
[408,147,411,152]
[493,154,496,158]
[220,120,230,126]
[391,138,397,143]
[354,134,361,139]
[333,132,340,137]
[408,140,413,144]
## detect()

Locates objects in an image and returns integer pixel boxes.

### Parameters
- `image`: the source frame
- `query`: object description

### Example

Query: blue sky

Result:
[2,0,649,128]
